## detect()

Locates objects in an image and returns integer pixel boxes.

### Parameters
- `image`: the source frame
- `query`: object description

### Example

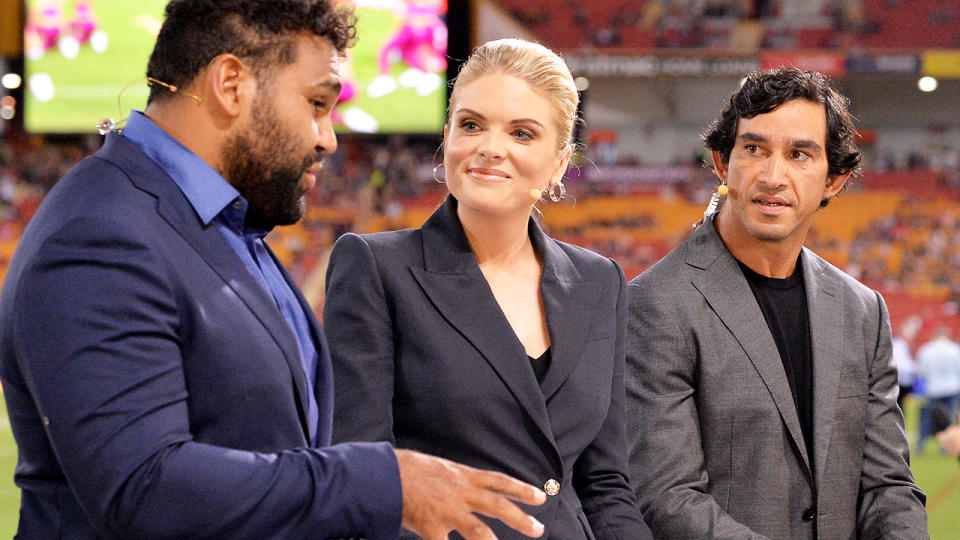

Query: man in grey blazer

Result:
[626,68,928,539]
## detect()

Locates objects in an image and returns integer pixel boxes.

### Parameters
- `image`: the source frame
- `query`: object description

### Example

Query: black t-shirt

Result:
[738,258,814,468]
[528,347,552,386]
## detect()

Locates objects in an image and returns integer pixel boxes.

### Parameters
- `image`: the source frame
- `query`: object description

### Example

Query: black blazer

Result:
[324,196,651,539]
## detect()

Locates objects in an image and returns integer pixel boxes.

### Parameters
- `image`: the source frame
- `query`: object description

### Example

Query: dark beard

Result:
[221,102,319,231]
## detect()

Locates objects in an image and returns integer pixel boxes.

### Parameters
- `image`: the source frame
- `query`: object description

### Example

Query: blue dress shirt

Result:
[122,110,321,446]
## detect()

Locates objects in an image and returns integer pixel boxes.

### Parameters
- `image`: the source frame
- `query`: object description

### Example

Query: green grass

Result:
[0,398,18,536]
[24,0,168,133]
[0,395,956,536]
[23,4,445,134]
[339,7,446,133]
[902,396,960,538]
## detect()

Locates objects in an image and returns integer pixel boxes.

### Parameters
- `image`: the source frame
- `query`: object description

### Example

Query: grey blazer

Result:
[625,214,927,540]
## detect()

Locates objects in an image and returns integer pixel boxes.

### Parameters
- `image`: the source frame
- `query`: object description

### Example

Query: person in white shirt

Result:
[915,327,960,451]
[891,317,921,409]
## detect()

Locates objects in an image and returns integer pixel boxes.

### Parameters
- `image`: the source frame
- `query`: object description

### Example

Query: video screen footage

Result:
[24,0,166,133]
[338,0,447,133]
[24,0,448,134]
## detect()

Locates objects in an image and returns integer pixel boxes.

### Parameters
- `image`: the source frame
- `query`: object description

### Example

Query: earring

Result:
[548,181,566,202]
[433,163,445,184]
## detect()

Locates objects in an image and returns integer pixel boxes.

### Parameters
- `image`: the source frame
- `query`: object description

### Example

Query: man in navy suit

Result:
[0,1,546,538]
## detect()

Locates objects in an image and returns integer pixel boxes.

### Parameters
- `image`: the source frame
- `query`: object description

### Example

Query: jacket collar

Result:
[686,214,846,483]
[412,196,600,459]
[801,250,842,485]
[419,195,582,283]
[95,132,314,444]
[687,214,813,475]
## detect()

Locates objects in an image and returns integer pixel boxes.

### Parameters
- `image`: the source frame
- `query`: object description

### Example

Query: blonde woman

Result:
[325,39,651,539]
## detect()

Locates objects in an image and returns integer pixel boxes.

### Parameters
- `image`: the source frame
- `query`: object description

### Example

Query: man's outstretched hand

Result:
[395,449,547,540]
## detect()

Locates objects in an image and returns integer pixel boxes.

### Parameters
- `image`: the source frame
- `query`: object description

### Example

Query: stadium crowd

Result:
[2,131,960,311]
[496,0,960,51]
[2,132,960,278]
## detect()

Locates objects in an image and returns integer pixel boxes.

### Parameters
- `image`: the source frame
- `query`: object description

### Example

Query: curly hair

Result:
[702,68,861,205]
[146,0,356,104]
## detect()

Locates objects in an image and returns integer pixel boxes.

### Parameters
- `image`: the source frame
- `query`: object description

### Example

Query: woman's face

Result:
[443,72,570,218]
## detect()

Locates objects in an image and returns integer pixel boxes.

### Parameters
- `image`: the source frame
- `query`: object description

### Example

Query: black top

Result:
[528,347,552,386]
[738,258,814,468]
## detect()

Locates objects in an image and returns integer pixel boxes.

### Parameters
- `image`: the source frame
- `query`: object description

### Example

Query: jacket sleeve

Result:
[625,277,768,540]
[324,233,398,445]
[575,261,654,540]
[10,216,402,540]
[856,291,929,538]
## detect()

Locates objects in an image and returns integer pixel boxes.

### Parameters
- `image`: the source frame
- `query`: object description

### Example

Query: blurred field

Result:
[0,396,956,536]
[23,2,445,134]
[905,396,960,539]
[0,398,18,536]
[24,0,167,133]
[340,6,446,133]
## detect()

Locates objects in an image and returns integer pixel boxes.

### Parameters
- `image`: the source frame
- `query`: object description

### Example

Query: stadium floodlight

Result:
[918,76,938,92]
[1,73,21,90]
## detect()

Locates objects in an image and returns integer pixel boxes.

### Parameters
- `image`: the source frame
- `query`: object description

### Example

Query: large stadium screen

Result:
[338,0,448,133]
[24,0,448,134]
[24,0,166,133]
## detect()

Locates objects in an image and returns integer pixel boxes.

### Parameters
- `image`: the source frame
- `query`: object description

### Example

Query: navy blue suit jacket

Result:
[325,197,652,539]
[0,133,401,539]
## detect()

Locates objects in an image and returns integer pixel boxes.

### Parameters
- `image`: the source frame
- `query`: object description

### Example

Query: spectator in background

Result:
[915,327,960,451]
[892,316,922,410]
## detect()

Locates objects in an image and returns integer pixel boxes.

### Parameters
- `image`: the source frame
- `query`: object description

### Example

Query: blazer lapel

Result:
[532,222,602,401]
[266,242,333,445]
[100,134,311,441]
[410,197,557,447]
[688,218,812,475]
[802,250,843,483]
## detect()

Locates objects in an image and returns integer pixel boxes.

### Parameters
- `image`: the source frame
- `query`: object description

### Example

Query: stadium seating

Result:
[1,134,958,349]
[491,0,960,51]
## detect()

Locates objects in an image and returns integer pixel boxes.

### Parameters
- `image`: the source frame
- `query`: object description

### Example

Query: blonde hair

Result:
[449,38,579,150]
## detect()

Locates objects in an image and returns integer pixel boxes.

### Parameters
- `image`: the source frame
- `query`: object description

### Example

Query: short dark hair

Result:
[702,68,861,205]
[146,0,356,104]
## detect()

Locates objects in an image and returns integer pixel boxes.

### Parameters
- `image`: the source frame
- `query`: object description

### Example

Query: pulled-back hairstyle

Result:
[449,39,579,150]
[146,0,356,104]
[703,68,861,206]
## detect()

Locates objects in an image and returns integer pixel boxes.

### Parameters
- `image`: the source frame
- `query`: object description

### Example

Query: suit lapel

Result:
[532,222,602,400]
[265,242,332,445]
[802,250,842,483]
[688,218,812,474]
[99,134,311,442]
[410,197,557,447]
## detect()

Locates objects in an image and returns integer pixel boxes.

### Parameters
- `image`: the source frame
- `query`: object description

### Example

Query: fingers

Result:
[395,449,547,539]
[463,481,545,538]
[454,513,498,540]
[469,468,547,506]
